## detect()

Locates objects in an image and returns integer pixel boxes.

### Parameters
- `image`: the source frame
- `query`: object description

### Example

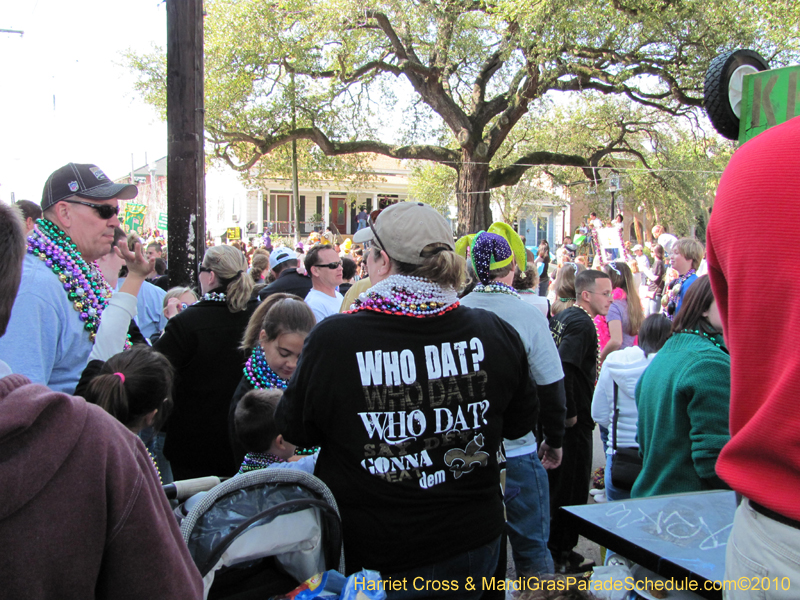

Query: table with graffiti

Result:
[561,490,736,599]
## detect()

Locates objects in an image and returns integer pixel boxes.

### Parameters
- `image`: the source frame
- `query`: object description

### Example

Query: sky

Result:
[0,1,168,204]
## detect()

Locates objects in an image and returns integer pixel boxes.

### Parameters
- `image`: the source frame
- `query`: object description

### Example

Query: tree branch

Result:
[209,124,461,171]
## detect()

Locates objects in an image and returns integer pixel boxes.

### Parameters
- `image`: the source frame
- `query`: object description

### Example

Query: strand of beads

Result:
[473,282,520,299]
[243,345,288,389]
[238,452,284,474]
[29,219,112,342]
[349,274,459,317]
[677,329,725,350]
[202,292,227,302]
[147,449,162,484]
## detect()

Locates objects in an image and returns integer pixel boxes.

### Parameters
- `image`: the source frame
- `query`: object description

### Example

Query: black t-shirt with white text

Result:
[549,307,597,428]
[276,305,537,574]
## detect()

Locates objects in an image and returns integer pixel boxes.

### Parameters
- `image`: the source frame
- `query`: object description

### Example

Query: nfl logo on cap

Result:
[68,181,79,192]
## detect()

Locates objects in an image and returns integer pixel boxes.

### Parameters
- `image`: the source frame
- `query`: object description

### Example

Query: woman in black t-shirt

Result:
[276,203,537,596]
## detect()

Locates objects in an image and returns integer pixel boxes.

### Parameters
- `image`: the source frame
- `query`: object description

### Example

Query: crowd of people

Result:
[1,113,798,600]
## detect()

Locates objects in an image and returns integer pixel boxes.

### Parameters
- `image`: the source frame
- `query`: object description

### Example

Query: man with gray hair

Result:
[0,163,138,393]
[0,194,203,598]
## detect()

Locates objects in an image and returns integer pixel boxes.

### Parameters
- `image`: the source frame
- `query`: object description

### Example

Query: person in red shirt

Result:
[707,115,800,597]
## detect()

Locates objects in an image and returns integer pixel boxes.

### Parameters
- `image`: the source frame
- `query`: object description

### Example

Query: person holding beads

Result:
[228,293,316,464]
[155,244,256,479]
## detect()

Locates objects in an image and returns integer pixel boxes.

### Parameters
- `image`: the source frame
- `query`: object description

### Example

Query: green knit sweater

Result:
[631,331,731,498]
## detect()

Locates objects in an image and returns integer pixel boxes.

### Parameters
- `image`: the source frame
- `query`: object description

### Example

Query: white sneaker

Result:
[589,488,604,496]
[594,492,608,503]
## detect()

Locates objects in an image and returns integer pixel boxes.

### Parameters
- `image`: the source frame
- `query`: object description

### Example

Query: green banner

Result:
[157,212,168,231]
[740,65,800,144]
[122,203,147,234]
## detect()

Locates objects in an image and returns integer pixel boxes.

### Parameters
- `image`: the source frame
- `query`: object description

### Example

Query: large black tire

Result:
[704,49,769,140]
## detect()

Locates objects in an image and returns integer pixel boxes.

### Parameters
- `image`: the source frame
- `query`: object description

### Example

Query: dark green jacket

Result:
[631,331,731,498]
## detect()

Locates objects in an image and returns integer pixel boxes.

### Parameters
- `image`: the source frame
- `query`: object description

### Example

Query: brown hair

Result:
[241,293,316,352]
[235,388,283,453]
[250,253,270,283]
[671,275,717,334]
[550,262,585,316]
[382,244,466,290]
[513,250,537,291]
[652,244,664,261]
[0,203,27,337]
[202,244,254,312]
[85,346,173,432]
[603,261,644,336]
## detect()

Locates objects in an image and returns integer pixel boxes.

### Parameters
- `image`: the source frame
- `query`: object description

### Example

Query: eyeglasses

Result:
[198,264,212,274]
[587,291,613,298]
[314,261,342,269]
[62,199,120,219]
[366,213,393,261]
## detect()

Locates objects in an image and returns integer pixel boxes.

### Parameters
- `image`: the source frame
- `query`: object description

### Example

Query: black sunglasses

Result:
[198,264,212,274]
[314,261,342,269]
[366,213,392,261]
[62,199,120,220]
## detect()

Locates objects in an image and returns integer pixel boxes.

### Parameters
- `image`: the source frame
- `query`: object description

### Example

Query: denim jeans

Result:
[603,452,631,502]
[385,536,501,599]
[504,452,554,575]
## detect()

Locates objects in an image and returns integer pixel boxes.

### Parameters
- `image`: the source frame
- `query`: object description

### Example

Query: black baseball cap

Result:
[41,162,138,211]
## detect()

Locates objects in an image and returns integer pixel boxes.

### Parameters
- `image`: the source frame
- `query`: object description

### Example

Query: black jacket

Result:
[154,298,256,478]
[258,268,312,301]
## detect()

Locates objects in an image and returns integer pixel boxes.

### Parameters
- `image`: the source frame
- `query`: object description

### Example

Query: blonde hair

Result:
[550,262,585,316]
[674,238,705,270]
[163,286,198,309]
[202,245,253,313]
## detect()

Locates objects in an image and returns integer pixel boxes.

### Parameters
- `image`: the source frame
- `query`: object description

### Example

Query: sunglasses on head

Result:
[62,199,120,220]
[315,261,342,269]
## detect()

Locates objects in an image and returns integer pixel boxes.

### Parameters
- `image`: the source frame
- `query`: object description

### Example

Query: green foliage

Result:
[125,0,800,232]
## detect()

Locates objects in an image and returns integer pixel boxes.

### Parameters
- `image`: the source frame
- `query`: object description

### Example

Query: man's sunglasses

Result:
[314,261,342,269]
[62,199,120,220]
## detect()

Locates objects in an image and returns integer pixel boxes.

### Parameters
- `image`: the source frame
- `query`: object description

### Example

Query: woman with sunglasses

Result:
[276,202,538,598]
[154,244,256,480]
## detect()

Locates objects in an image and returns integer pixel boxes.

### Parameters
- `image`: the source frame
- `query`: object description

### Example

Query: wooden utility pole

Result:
[166,0,206,288]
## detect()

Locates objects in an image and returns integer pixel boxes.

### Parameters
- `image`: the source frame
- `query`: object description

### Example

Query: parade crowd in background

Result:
[0,116,798,600]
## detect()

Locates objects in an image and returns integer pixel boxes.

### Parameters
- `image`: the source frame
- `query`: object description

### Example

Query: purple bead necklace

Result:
[28,219,113,343]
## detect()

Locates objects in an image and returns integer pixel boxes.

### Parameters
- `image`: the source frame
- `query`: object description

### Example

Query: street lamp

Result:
[607,175,621,221]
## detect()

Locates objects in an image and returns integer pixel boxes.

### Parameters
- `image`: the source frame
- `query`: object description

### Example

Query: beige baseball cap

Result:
[352,202,454,265]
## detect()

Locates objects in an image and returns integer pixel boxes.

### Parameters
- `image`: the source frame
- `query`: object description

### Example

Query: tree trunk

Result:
[455,150,493,236]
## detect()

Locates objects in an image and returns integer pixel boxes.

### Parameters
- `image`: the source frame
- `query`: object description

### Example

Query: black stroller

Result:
[179,469,344,600]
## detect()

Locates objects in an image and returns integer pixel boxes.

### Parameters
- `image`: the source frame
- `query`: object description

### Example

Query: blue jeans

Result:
[504,452,554,575]
[386,536,501,599]
[603,452,631,501]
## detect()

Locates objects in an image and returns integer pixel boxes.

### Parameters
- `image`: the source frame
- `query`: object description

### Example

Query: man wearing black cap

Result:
[0,163,137,393]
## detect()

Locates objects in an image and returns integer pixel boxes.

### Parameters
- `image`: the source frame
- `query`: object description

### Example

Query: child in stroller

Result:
[234,388,318,475]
